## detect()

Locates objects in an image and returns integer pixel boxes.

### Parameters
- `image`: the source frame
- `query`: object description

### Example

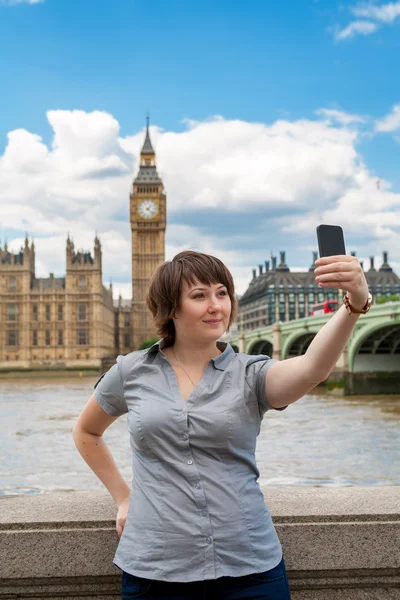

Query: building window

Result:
[58,304,63,321]
[78,303,87,321]
[298,291,305,319]
[58,330,63,345]
[124,313,131,327]
[78,275,87,290]
[6,304,19,321]
[33,304,38,321]
[32,330,38,346]
[124,333,130,347]
[8,276,17,291]
[45,330,51,345]
[45,304,51,321]
[288,286,295,321]
[268,286,275,324]
[279,285,285,322]
[77,330,89,345]
[6,330,18,346]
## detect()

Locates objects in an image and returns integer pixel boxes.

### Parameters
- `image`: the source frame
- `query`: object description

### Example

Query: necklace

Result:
[171,347,199,388]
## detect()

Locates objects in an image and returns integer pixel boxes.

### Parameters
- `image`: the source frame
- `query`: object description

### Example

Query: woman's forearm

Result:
[303,304,360,380]
[72,426,130,506]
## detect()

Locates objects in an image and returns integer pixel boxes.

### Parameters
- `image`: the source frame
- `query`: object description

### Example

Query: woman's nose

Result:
[208,296,222,310]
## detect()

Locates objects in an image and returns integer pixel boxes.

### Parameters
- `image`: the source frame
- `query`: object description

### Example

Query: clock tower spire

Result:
[130,117,166,349]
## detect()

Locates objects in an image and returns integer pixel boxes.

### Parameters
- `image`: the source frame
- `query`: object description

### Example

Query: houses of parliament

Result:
[0,122,166,370]
[1,122,400,371]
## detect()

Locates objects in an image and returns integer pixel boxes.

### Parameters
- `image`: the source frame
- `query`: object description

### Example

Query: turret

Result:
[379,251,392,272]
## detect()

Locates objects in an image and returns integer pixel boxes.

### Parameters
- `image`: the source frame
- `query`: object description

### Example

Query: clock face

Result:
[138,199,158,219]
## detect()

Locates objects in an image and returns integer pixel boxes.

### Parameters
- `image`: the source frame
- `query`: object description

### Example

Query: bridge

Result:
[225,301,400,394]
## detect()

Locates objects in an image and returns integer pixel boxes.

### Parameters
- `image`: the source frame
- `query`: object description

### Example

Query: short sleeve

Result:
[246,355,288,414]
[93,355,128,417]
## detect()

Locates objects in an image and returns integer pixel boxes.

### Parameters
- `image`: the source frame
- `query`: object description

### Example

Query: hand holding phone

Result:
[315,224,369,310]
[316,224,346,258]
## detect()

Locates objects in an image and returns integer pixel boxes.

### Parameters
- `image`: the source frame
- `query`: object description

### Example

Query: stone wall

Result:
[344,371,400,395]
[0,488,399,599]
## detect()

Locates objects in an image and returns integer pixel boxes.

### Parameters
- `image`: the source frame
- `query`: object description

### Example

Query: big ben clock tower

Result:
[130,118,166,350]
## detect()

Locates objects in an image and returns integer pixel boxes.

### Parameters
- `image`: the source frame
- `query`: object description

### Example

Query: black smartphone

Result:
[316,224,346,258]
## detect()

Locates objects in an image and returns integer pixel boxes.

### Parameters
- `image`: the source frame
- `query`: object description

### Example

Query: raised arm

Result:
[265,255,369,409]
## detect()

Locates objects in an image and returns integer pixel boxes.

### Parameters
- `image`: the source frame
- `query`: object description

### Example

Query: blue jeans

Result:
[121,556,291,599]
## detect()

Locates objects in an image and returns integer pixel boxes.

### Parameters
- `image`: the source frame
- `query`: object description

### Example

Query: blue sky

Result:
[0,0,400,297]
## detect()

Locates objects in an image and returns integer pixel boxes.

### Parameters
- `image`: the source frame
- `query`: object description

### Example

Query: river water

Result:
[1,377,399,495]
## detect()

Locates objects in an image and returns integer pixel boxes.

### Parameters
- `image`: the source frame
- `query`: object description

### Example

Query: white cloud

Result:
[280,179,400,237]
[352,1,400,23]
[1,109,400,297]
[316,108,367,125]
[1,0,44,5]
[334,1,400,40]
[375,103,400,132]
[335,20,378,40]
[147,118,363,212]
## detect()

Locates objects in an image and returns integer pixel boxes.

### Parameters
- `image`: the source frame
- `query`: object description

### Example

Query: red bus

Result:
[310,299,339,316]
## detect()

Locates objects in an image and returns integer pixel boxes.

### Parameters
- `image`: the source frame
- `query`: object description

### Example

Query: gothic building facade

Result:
[0,234,115,368]
[238,250,400,331]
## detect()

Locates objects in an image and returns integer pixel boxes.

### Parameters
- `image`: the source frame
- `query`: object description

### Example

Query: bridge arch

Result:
[246,339,273,356]
[282,328,319,359]
[349,321,400,372]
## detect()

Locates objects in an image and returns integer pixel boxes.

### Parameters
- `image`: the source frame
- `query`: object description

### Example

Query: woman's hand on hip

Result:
[116,494,130,538]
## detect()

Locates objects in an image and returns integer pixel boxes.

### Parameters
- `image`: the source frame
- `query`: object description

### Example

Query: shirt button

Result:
[202,509,208,516]
[206,537,212,543]
[194,483,201,489]
[187,459,193,465]
[182,434,188,441]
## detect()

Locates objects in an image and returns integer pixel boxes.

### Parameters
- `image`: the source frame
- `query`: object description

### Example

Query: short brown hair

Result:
[146,250,238,346]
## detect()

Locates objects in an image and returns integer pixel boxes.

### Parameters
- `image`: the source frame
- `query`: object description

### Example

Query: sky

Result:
[0,0,400,298]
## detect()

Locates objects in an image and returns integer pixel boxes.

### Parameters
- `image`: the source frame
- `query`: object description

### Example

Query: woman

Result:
[72,249,370,600]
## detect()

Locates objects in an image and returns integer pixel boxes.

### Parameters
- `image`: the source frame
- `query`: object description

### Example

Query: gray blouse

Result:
[93,338,287,583]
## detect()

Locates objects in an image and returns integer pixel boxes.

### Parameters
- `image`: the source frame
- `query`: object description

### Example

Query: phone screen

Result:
[316,224,346,258]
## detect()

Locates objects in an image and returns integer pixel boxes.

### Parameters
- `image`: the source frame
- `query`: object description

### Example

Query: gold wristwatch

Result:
[343,292,372,315]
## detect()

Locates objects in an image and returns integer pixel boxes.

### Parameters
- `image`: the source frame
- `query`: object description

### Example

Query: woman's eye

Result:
[193,291,227,299]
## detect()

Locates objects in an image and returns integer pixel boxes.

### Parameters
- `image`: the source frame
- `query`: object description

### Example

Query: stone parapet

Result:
[0,487,399,599]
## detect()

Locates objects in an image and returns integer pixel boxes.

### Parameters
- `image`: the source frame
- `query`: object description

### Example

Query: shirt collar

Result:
[145,338,234,371]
